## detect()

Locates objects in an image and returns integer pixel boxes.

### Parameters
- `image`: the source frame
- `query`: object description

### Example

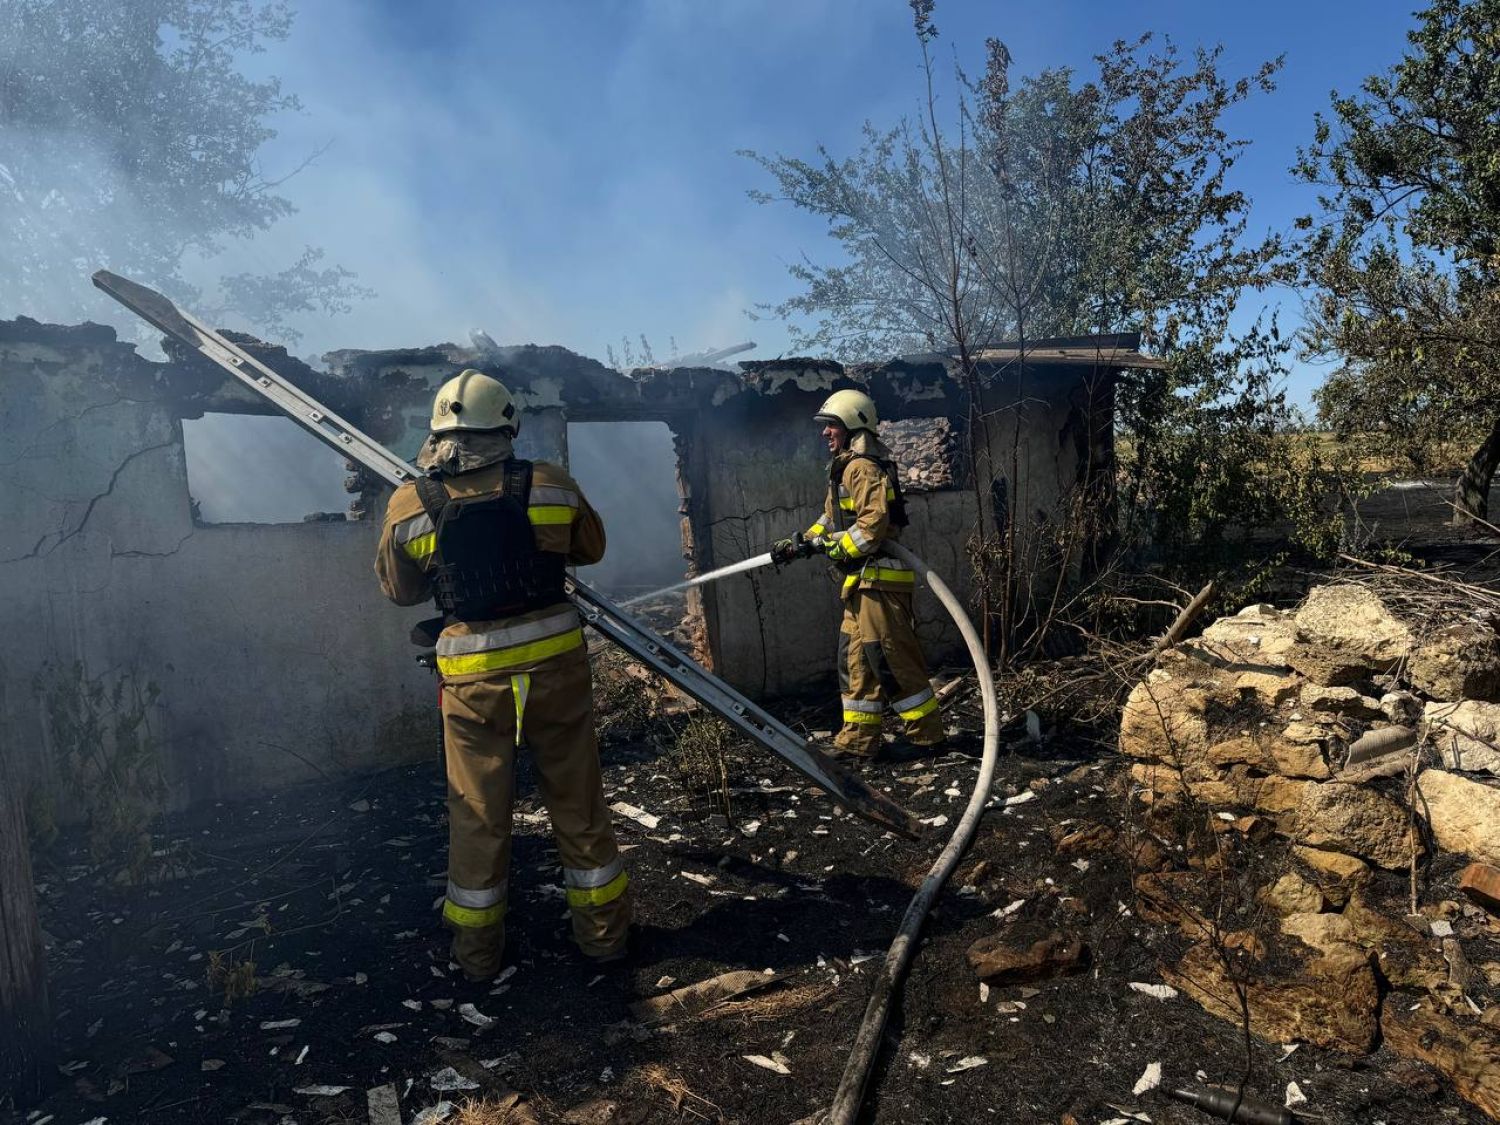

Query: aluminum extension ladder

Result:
[93,270,921,839]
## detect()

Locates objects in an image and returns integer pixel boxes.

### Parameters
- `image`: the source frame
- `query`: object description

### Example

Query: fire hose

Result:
[644,537,1002,1122]
[823,541,1000,1124]
[96,266,998,1121]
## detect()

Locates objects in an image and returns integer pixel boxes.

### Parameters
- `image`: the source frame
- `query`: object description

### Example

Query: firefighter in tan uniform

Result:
[773,389,946,758]
[376,370,630,980]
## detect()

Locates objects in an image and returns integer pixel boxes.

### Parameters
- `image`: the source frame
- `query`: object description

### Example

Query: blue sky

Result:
[218,0,1428,409]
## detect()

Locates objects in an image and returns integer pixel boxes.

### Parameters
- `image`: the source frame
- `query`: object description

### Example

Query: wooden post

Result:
[0,723,50,1105]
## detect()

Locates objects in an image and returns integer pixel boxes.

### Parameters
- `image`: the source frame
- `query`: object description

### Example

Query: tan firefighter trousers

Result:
[440,645,630,977]
[835,588,945,755]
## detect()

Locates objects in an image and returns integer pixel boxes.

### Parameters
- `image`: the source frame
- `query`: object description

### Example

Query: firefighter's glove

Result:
[824,538,854,563]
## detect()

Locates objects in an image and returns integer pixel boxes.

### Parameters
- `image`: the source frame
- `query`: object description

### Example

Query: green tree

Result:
[747,2,1306,561]
[1294,0,1500,523]
[0,0,369,342]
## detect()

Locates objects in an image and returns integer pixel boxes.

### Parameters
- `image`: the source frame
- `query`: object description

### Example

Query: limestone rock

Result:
[1232,669,1301,707]
[1204,735,1262,769]
[1284,641,1378,688]
[1424,701,1500,775]
[1129,761,1185,806]
[1293,846,1370,906]
[1127,835,1172,872]
[1280,909,1359,956]
[1382,996,1500,1120]
[1300,684,1383,720]
[1293,584,1412,668]
[1195,603,1298,667]
[1381,691,1423,725]
[1130,759,1253,812]
[1258,873,1325,916]
[1253,776,1411,869]
[1161,931,1379,1053]
[1054,823,1116,855]
[1295,845,1369,881]
[1200,725,1332,781]
[1342,893,1448,992]
[1273,722,1336,780]
[1233,814,1273,841]
[1408,621,1500,703]
[966,931,1088,984]
[1133,871,1207,935]
[1416,769,1500,867]
[1118,673,1210,764]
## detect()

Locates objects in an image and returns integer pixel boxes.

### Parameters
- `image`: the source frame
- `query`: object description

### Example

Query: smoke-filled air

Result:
[6,3,1500,1125]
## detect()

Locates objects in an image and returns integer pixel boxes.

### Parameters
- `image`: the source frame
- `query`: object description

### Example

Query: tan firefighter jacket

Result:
[803,445,914,599]
[376,460,605,682]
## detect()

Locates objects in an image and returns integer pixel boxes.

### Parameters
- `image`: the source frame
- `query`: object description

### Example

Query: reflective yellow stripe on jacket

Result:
[527,484,581,526]
[394,512,437,561]
[837,523,877,559]
[841,557,916,591]
[435,606,584,676]
[393,484,581,561]
[836,483,897,512]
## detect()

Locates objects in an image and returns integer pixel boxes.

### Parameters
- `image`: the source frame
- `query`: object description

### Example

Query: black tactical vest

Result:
[414,459,568,621]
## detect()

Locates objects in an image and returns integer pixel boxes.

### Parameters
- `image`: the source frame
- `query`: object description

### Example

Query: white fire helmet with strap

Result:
[813,388,878,434]
[430,369,521,435]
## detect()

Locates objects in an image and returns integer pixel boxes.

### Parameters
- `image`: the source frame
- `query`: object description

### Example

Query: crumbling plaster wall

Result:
[1,315,1121,813]
[689,356,1112,695]
[0,319,436,809]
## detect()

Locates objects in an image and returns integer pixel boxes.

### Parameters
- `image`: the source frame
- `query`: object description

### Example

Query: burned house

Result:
[0,317,1156,809]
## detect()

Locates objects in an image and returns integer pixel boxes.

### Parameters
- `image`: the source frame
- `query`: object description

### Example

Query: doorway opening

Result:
[565,421,684,598]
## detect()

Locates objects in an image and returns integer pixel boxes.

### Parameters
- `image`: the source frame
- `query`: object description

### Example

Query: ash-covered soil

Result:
[8,694,1487,1125]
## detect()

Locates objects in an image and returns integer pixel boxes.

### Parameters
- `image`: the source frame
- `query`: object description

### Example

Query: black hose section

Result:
[824,541,1002,1125]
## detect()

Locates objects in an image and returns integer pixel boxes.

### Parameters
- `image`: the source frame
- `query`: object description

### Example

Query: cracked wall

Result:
[684,357,1112,695]
[0,316,1129,811]
[0,319,436,810]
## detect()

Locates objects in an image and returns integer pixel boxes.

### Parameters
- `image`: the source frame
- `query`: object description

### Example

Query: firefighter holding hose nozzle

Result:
[771,390,946,760]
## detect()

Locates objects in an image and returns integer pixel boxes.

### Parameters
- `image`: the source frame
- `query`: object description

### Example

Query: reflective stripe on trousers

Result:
[563,856,629,908]
[841,696,883,725]
[891,685,938,720]
[443,878,506,928]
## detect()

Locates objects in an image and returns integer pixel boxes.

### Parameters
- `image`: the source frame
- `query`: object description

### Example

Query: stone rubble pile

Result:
[879,417,961,492]
[1121,581,1500,1120]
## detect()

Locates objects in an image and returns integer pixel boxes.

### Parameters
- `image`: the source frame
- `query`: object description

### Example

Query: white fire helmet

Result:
[430,369,520,435]
[813,388,878,434]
